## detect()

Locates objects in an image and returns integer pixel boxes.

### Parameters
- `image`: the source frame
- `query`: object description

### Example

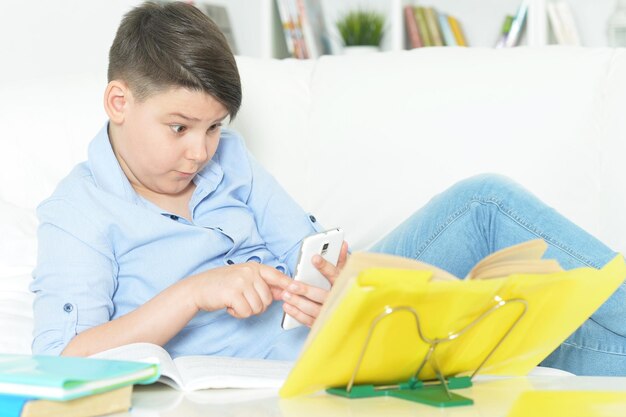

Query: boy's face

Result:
[109,86,229,198]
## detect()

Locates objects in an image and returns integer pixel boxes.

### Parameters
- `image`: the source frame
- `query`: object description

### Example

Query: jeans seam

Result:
[478,196,601,269]
[561,340,626,356]
[415,195,600,269]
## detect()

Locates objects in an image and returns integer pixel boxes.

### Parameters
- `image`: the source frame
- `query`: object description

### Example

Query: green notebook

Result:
[0,354,159,401]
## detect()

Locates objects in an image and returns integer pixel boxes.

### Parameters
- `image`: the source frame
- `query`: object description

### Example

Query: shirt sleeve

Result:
[30,198,117,355]
[243,148,324,275]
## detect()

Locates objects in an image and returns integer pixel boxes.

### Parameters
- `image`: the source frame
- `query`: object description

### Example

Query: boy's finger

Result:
[312,254,339,284]
[244,289,265,315]
[283,303,315,327]
[259,265,292,290]
[253,280,273,307]
[228,297,252,319]
[285,281,328,304]
[336,241,349,271]
[282,292,322,318]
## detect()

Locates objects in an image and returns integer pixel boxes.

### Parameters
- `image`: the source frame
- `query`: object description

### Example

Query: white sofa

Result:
[1,47,625,355]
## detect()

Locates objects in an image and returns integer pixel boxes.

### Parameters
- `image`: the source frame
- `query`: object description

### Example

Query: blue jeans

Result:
[369,174,626,376]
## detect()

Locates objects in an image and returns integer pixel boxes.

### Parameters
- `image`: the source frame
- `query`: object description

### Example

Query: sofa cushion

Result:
[234,49,626,252]
[0,200,36,353]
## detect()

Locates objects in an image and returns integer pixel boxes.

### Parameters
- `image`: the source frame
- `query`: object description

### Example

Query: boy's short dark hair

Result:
[108,1,241,118]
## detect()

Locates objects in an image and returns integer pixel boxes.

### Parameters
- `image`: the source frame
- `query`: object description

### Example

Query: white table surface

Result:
[110,375,626,417]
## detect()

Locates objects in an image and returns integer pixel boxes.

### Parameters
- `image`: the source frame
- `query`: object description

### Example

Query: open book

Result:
[280,240,626,397]
[401,239,563,281]
[91,343,292,391]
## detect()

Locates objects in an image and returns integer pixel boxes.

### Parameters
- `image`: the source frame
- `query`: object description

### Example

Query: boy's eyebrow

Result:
[168,112,230,123]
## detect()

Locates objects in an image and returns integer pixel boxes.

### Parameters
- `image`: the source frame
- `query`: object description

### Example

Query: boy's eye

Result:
[170,125,186,134]
[208,123,223,133]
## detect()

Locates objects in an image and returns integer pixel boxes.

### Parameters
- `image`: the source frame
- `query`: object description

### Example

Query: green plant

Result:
[336,10,385,47]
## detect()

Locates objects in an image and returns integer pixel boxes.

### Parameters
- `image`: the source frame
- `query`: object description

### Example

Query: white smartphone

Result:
[281,228,345,330]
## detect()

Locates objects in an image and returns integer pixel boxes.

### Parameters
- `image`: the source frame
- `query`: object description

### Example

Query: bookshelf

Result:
[205,0,619,58]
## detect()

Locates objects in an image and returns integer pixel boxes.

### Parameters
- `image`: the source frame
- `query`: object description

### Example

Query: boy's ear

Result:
[104,80,131,124]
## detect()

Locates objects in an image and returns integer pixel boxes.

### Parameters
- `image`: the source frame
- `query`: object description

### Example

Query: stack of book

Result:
[404,5,467,48]
[0,354,159,417]
[276,0,331,59]
[546,0,581,46]
[495,0,529,48]
[495,0,580,48]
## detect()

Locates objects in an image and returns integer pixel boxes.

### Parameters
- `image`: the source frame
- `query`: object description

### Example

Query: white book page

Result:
[173,355,293,391]
[90,342,184,390]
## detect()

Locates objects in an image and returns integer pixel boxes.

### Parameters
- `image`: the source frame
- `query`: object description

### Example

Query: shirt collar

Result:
[87,123,224,211]
[88,123,141,204]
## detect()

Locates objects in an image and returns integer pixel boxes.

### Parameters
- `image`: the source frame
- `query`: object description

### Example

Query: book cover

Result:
[424,7,444,47]
[555,0,581,46]
[438,13,456,46]
[504,0,529,47]
[414,7,432,47]
[0,385,132,417]
[547,2,566,44]
[404,6,423,49]
[275,0,296,56]
[495,15,515,48]
[0,355,158,401]
[297,0,331,58]
[286,0,309,58]
[448,15,467,47]
[296,0,318,58]
[279,249,626,397]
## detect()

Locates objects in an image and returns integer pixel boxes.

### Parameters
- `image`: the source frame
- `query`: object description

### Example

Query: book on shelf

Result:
[424,7,444,46]
[503,0,529,47]
[91,342,293,391]
[495,15,515,48]
[0,385,132,417]
[414,7,432,47]
[295,0,331,58]
[547,0,581,46]
[276,0,308,59]
[438,13,456,47]
[275,0,295,57]
[404,5,423,48]
[447,15,467,47]
[0,354,158,401]
[276,0,330,59]
[279,240,626,397]
[406,6,466,48]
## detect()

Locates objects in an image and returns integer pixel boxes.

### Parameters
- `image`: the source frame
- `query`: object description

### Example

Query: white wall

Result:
[0,0,618,77]
[0,1,140,80]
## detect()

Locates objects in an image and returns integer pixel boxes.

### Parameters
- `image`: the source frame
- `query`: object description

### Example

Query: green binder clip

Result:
[326,301,528,407]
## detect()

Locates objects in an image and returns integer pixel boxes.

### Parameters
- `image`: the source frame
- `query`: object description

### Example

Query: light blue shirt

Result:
[31,124,321,359]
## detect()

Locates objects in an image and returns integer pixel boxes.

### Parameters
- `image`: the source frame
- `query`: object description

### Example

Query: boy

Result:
[31,1,346,360]
[32,1,626,375]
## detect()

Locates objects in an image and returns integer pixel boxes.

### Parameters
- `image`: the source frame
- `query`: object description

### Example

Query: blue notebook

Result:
[0,395,31,417]
[0,354,159,401]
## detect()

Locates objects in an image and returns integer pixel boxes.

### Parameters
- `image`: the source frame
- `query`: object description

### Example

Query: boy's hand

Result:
[281,241,349,327]
[193,263,292,319]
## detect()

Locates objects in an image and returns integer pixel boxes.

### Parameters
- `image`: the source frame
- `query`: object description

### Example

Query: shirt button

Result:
[63,303,73,313]
[226,259,234,265]
[309,215,317,223]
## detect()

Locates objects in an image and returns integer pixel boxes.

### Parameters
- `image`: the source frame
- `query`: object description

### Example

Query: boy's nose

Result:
[186,136,208,162]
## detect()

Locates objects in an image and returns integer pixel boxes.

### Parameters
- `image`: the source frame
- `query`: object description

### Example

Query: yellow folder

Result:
[279,252,626,398]
[507,391,626,417]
